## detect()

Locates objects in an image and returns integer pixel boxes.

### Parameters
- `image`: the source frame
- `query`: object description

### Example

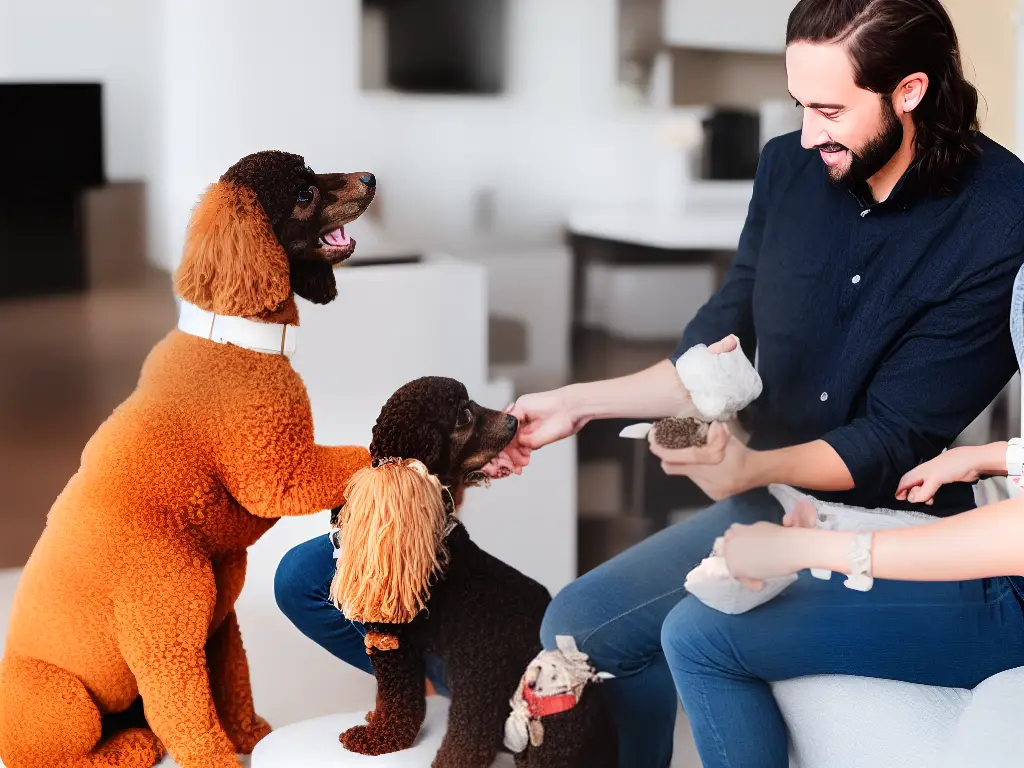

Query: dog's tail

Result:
[330,459,448,624]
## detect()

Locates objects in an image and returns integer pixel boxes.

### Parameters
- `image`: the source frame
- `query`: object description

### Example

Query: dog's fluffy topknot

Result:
[370,377,468,470]
[220,150,311,226]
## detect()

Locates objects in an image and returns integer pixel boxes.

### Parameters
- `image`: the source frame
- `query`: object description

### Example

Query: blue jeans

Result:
[273,533,453,697]
[274,490,1024,768]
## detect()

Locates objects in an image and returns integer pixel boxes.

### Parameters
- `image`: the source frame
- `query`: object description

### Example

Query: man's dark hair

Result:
[787,0,980,194]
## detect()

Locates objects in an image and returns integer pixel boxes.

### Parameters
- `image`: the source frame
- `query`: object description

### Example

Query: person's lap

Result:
[660,561,1024,767]
[274,489,1024,768]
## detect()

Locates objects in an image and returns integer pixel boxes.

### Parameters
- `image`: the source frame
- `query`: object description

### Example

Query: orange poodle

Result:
[0,151,375,768]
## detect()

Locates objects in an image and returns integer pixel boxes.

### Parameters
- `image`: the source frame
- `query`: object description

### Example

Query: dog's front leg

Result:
[208,611,272,754]
[340,635,426,756]
[207,551,271,754]
[115,565,241,768]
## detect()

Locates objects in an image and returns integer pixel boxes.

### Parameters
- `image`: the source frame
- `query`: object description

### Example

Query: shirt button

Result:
[852,274,861,284]
[820,392,829,402]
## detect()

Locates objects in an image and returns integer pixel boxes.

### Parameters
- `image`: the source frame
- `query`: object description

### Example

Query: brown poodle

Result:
[0,151,374,768]
[330,377,617,768]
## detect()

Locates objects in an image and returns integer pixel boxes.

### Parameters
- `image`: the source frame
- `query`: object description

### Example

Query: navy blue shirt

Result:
[673,132,1024,517]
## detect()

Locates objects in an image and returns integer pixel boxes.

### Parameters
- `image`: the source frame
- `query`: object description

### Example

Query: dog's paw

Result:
[224,713,272,754]
[340,723,415,756]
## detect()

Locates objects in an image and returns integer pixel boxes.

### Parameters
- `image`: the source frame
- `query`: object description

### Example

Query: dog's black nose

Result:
[360,174,376,188]
[506,413,519,431]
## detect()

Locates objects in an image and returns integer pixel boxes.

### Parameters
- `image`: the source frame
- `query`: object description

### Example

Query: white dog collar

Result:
[177,300,298,358]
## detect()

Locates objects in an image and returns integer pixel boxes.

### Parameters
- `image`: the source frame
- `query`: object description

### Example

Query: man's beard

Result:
[818,98,904,189]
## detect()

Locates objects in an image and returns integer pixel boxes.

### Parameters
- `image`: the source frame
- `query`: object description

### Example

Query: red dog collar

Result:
[521,681,579,719]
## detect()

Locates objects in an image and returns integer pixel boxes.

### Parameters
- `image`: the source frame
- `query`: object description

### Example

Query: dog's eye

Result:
[456,408,473,428]
[296,186,315,205]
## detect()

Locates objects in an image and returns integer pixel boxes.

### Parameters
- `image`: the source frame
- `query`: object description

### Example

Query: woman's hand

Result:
[721,522,810,590]
[896,445,993,505]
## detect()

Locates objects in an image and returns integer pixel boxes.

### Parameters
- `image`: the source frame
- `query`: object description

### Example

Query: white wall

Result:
[150,0,698,270]
[0,0,157,181]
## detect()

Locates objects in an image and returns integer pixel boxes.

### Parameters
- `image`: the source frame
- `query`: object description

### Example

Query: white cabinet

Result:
[663,0,795,54]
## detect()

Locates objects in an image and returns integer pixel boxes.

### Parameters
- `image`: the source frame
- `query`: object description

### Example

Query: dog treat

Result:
[651,416,709,449]
[676,336,762,422]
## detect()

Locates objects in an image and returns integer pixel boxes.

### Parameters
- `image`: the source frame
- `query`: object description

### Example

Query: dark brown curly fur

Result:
[333,377,617,767]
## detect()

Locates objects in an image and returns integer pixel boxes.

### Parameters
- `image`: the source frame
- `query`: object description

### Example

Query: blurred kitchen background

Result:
[0,0,1020,759]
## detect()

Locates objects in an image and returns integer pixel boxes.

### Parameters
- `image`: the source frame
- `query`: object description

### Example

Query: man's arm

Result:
[657,230,1024,502]
[746,439,854,492]
[818,226,1024,500]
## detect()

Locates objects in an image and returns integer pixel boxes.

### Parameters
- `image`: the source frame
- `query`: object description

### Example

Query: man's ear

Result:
[895,72,929,115]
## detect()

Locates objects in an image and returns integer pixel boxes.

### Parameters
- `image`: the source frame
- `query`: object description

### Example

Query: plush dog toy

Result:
[503,635,616,767]
[619,336,762,449]
[0,151,374,768]
[330,376,618,767]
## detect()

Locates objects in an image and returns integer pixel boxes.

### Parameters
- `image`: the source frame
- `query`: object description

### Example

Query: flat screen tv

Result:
[364,0,506,94]
[0,83,104,186]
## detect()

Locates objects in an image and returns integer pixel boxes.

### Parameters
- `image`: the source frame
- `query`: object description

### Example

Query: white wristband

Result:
[1006,438,1024,478]
[844,532,874,592]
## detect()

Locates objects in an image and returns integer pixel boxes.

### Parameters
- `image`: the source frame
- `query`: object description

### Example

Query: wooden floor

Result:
[0,271,178,568]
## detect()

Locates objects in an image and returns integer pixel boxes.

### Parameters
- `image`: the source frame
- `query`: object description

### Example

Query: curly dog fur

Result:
[0,151,374,768]
[331,377,617,767]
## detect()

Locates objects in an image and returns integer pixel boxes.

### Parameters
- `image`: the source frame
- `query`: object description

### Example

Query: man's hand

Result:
[482,389,590,477]
[648,422,754,501]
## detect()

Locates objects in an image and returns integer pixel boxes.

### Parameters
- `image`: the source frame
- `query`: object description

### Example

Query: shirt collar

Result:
[844,159,923,213]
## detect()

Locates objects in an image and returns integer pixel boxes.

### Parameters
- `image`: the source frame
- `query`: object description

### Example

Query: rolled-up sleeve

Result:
[671,137,777,363]
[823,220,1024,499]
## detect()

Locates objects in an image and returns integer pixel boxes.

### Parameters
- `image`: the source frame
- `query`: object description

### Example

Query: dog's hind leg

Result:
[340,641,426,756]
[0,652,164,768]
[432,672,507,768]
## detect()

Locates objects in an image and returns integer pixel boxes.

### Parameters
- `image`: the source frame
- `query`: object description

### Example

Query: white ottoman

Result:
[251,697,515,767]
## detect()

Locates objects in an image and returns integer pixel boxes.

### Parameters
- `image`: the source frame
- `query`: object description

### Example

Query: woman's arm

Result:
[817,497,1024,581]
[725,496,1024,584]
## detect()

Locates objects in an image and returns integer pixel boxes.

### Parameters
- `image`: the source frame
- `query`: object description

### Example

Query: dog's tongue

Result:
[323,227,351,247]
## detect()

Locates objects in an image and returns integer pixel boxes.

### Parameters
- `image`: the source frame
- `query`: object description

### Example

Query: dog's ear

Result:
[290,259,338,305]
[330,459,448,624]
[370,421,446,475]
[174,181,292,317]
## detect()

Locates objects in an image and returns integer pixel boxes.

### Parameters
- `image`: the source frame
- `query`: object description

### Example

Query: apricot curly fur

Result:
[331,460,448,625]
[175,181,293,318]
[0,152,371,768]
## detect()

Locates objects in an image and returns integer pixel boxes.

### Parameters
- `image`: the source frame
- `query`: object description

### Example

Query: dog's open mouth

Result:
[318,226,356,263]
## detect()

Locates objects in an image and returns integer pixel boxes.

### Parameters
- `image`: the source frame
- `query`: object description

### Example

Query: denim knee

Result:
[273,541,324,628]
[540,578,600,651]
[540,579,662,679]
[660,597,728,675]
